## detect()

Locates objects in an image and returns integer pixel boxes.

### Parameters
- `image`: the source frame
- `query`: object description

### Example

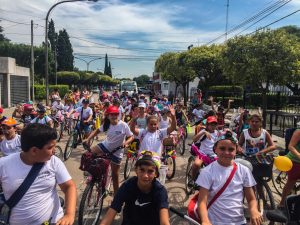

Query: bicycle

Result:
[78,145,123,225]
[49,111,64,142]
[169,207,200,225]
[54,145,64,161]
[161,144,176,180]
[185,143,217,195]
[176,126,186,155]
[123,139,139,180]
[64,118,94,161]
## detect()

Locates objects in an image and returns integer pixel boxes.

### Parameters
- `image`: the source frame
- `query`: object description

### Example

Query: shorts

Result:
[287,161,300,181]
[76,123,91,133]
[96,143,123,165]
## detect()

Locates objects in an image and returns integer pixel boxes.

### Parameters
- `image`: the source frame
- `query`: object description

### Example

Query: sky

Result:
[1,0,300,78]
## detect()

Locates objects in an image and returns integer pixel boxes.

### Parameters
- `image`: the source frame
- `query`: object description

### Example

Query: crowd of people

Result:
[0,87,299,225]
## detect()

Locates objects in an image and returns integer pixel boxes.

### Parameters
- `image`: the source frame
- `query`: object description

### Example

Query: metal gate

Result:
[10,75,29,105]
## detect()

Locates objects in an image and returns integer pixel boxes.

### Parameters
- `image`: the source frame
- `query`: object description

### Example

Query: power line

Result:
[0,8,45,21]
[206,0,291,44]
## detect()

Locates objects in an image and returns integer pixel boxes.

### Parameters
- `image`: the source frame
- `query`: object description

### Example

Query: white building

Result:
[0,57,30,107]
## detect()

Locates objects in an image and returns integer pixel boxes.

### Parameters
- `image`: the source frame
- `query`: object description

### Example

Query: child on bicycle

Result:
[85,105,134,194]
[130,105,176,156]
[99,151,170,225]
[195,131,262,225]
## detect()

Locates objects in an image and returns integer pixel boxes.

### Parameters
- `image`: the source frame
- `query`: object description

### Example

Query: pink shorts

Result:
[287,161,300,181]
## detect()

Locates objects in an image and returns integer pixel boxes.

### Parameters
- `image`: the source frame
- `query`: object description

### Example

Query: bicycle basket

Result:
[79,152,110,180]
[246,155,273,179]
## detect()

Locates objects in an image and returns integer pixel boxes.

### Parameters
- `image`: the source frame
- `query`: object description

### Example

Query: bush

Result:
[34,85,69,100]
[57,71,80,85]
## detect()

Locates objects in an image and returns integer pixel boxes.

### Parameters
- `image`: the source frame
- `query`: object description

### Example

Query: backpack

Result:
[285,128,297,154]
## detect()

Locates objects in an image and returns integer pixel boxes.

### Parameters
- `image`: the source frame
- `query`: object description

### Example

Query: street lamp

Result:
[262,81,268,128]
[74,57,103,71]
[45,0,98,105]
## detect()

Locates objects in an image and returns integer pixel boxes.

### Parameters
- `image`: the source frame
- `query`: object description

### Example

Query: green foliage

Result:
[34,85,69,99]
[57,29,73,71]
[57,71,80,86]
[48,19,57,52]
[209,85,243,94]
[0,23,10,42]
[133,74,150,86]
[104,54,110,76]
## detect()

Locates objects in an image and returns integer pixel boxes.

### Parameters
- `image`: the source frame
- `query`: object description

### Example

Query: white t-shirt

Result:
[51,102,64,110]
[198,130,220,155]
[138,128,168,155]
[75,106,93,120]
[0,153,71,225]
[99,121,133,159]
[0,135,21,156]
[196,161,256,225]
[160,116,170,129]
[118,106,125,120]
[125,104,132,116]
[192,108,205,122]
[30,116,52,125]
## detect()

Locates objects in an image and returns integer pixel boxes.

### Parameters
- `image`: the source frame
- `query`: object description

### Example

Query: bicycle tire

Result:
[54,145,64,161]
[57,122,64,142]
[256,181,275,221]
[166,157,176,180]
[271,170,287,196]
[64,131,77,161]
[78,181,104,225]
[124,155,135,180]
[185,156,195,195]
[178,136,186,155]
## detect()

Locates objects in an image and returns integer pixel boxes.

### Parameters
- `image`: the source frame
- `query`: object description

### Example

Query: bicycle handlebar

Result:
[169,207,201,225]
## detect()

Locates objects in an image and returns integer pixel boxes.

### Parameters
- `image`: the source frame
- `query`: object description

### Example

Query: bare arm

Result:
[167,105,177,135]
[129,118,140,136]
[224,99,232,115]
[57,180,77,225]
[193,129,206,143]
[288,130,300,159]
[198,187,212,225]
[244,187,263,225]
[260,131,276,154]
[159,208,170,225]
[85,129,101,143]
[99,208,118,225]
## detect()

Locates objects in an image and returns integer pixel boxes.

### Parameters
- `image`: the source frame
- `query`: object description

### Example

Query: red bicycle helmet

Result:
[23,104,34,111]
[106,105,119,114]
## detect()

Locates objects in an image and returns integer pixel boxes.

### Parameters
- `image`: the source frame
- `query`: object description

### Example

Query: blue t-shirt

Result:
[110,176,169,225]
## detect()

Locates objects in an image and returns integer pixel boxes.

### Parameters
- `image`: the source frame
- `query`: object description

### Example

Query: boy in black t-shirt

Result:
[100,151,170,225]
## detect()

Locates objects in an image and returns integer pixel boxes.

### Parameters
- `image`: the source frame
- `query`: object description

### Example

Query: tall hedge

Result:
[34,85,69,100]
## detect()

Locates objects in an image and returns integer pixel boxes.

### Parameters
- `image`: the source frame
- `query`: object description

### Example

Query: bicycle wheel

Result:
[185,156,195,195]
[124,155,136,180]
[64,131,77,161]
[271,170,287,196]
[177,137,186,156]
[166,157,176,180]
[255,181,275,221]
[54,145,64,161]
[57,122,64,142]
[78,181,104,225]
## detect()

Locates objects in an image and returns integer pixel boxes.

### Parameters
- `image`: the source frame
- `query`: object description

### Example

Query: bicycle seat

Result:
[266,209,287,223]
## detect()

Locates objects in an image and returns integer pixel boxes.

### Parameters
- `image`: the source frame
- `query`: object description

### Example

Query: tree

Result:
[48,19,57,52]
[133,74,150,86]
[222,29,300,90]
[104,54,109,76]
[155,52,196,105]
[56,29,74,71]
[108,61,112,77]
[57,71,80,86]
[0,23,10,42]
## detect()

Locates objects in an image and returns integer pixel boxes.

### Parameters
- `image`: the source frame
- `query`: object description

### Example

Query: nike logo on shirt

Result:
[135,199,151,207]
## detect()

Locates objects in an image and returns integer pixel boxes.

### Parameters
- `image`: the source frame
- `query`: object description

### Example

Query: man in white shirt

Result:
[0,118,21,156]
[0,123,76,225]
[31,106,53,127]
[192,104,205,122]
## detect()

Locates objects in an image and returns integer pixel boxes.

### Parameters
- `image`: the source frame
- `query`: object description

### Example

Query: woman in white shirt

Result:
[196,131,262,225]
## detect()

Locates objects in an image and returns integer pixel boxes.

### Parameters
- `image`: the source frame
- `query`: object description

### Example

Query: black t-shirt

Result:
[110,176,168,225]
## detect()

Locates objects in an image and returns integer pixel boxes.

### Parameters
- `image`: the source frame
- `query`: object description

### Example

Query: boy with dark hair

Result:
[0,124,76,225]
[100,151,170,225]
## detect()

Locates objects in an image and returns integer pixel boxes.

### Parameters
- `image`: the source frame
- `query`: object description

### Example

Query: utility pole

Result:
[225,0,230,41]
[31,20,35,101]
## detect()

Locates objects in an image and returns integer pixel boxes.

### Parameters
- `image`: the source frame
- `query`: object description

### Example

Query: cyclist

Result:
[99,151,170,225]
[49,88,60,105]
[159,107,171,129]
[175,103,189,128]
[31,106,53,128]
[130,105,176,156]
[0,124,76,225]
[211,98,233,129]
[112,98,125,121]
[196,131,262,225]
[191,116,220,180]
[238,114,276,156]
[135,102,148,129]
[192,103,205,124]
[67,99,93,140]
[84,105,134,194]
[0,118,21,156]
[278,128,300,209]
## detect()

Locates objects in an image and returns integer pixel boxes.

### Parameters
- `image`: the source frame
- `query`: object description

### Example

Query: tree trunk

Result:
[182,83,187,106]
[174,83,179,100]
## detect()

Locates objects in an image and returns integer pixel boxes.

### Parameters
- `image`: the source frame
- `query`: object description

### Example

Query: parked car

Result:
[138,87,152,94]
